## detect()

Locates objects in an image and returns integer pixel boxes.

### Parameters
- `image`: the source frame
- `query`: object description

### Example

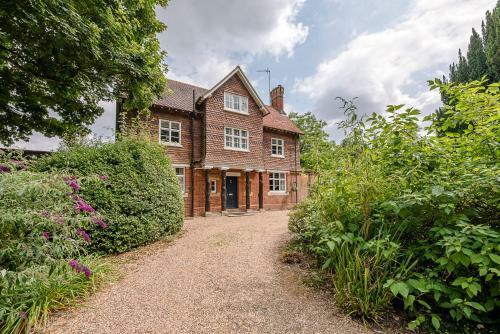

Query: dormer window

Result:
[224,92,248,114]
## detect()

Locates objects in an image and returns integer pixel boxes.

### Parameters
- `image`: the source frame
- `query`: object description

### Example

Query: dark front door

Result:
[226,176,238,209]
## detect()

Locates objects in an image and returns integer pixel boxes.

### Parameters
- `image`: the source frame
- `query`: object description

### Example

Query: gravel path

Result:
[47,211,373,334]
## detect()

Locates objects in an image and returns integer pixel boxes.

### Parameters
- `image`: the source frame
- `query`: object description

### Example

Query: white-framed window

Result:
[174,167,185,193]
[269,172,286,192]
[210,180,217,193]
[159,120,181,146]
[224,92,248,114]
[224,127,249,151]
[271,138,284,157]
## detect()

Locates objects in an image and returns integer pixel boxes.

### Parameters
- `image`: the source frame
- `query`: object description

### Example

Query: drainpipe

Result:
[190,90,195,217]
[294,135,298,204]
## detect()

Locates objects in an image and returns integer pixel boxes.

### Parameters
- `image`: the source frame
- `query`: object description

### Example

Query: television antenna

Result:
[257,68,271,103]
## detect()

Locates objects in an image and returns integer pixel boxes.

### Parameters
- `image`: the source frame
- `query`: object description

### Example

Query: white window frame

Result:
[224,127,249,152]
[210,179,217,193]
[224,92,249,115]
[269,171,286,193]
[271,138,285,158]
[159,119,182,147]
[174,166,185,194]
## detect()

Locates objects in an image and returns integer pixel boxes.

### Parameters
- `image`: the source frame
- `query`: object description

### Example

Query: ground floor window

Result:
[175,167,185,193]
[210,180,217,193]
[269,172,286,192]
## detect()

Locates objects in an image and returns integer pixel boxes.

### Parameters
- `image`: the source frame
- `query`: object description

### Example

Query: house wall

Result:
[263,129,300,172]
[203,74,264,170]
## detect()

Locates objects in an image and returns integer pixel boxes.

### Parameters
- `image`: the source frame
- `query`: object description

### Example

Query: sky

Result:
[13,0,496,150]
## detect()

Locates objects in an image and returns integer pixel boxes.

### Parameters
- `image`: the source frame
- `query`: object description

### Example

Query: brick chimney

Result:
[270,85,284,113]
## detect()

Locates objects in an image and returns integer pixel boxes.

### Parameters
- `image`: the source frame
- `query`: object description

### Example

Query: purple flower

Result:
[68,180,80,191]
[91,216,107,228]
[69,259,78,269]
[68,260,91,279]
[19,311,27,319]
[76,228,91,243]
[0,164,11,173]
[41,231,50,240]
[74,199,95,213]
[81,265,91,279]
[99,175,108,181]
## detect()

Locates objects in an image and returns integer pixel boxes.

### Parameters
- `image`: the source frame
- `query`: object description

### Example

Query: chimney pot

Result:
[270,85,285,113]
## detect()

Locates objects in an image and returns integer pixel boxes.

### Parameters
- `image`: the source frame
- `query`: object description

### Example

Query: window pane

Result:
[272,139,276,145]
[234,95,240,110]
[225,93,231,108]
[241,138,247,149]
[171,122,180,130]
[171,131,180,143]
[160,129,169,142]
[272,146,277,155]
[234,137,240,148]
[226,128,232,135]
[234,129,240,136]
[241,130,247,138]
[226,136,232,147]
[277,146,283,155]
[241,97,248,112]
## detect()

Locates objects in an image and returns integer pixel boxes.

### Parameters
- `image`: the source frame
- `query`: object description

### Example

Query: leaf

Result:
[489,253,500,265]
[390,282,409,298]
[431,185,444,196]
[464,302,486,312]
[326,241,336,251]
[321,258,332,270]
[431,315,441,330]
[404,295,415,310]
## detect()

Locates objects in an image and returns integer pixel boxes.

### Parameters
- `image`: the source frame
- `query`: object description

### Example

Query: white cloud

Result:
[294,0,495,140]
[158,0,308,87]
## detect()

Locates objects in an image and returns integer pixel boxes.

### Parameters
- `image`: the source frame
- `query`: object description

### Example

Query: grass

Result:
[0,257,113,334]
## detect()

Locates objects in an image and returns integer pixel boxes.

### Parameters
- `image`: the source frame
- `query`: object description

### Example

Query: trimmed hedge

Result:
[34,139,184,254]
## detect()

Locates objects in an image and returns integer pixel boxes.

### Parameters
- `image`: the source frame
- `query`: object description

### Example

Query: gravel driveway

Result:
[47,211,372,334]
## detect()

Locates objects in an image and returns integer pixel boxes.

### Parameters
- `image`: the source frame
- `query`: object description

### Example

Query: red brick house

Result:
[129,66,309,216]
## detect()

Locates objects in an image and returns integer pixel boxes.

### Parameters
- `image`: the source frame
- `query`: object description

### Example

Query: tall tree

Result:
[288,112,335,171]
[448,1,499,83]
[466,29,488,81]
[0,0,168,146]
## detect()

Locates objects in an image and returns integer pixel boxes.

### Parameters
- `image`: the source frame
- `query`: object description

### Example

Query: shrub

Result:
[0,169,109,333]
[289,80,500,332]
[34,139,184,254]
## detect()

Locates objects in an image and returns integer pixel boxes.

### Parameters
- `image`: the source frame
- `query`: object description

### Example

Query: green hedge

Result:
[34,139,184,254]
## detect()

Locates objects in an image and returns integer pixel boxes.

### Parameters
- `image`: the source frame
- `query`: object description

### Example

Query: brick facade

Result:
[134,66,310,217]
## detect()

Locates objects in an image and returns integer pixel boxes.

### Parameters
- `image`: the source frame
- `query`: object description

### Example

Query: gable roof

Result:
[263,106,303,135]
[154,80,208,112]
[197,66,269,114]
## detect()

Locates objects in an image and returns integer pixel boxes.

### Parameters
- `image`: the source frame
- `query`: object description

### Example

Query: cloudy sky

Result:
[14,0,495,149]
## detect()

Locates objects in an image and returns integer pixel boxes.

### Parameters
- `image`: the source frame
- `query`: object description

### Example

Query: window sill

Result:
[224,108,249,116]
[271,154,285,159]
[268,191,288,196]
[224,147,250,153]
[160,142,182,148]
[182,192,188,198]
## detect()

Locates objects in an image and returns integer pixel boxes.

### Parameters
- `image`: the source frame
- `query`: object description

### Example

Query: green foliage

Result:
[0,167,110,333]
[449,2,499,83]
[0,0,168,145]
[34,139,184,254]
[0,258,110,334]
[289,79,499,332]
[288,111,336,171]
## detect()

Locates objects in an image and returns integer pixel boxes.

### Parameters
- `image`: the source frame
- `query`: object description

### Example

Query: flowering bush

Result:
[34,139,184,254]
[0,170,109,333]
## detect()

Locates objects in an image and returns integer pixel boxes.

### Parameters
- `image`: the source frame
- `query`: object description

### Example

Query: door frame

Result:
[225,176,238,209]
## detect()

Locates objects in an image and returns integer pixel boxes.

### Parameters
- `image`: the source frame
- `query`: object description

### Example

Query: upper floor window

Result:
[269,172,286,192]
[224,92,248,114]
[174,167,185,193]
[159,120,181,146]
[225,127,249,151]
[271,138,284,157]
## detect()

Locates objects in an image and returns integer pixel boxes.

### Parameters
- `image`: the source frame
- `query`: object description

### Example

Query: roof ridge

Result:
[167,79,208,91]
